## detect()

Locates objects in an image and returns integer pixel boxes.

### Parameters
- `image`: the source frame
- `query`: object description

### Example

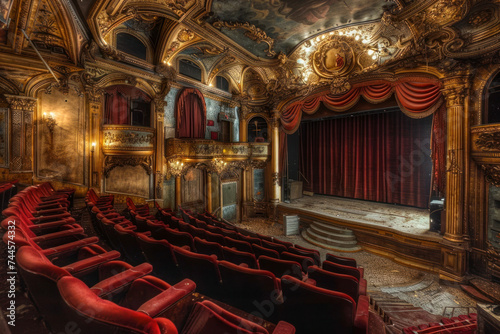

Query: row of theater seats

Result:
[88,196,370,333]
[1,185,295,334]
[402,313,477,334]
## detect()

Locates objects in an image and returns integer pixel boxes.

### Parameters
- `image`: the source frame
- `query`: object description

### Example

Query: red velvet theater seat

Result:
[113,224,148,265]
[280,251,315,272]
[224,236,254,253]
[182,300,296,334]
[57,276,195,334]
[322,260,366,290]
[218,260,282,319]
[280,275,369,334]
[307,265,362,301]
[261,239,288,254]
[258,255,305,281]
[171,245,223,298]
[326,253,364,277]
[222,246,259,269]
[194,236,224,259]
[252,243,280,259]
[287,246,321,266]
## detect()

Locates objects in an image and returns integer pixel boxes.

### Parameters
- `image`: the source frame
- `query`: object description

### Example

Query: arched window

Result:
[104,85,152,126]
[485,71,500,124]
[216,76,229,92]
[179,59,202,81]
[116,33,147,60]
[175,88,207,138]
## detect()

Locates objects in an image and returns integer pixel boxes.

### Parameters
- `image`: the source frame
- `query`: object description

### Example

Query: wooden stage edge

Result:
[277,204,466,282]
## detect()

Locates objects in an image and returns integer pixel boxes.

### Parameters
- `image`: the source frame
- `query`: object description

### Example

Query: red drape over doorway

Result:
[104,85,152,125]
[176,88,207,138]
[299,111,432,208]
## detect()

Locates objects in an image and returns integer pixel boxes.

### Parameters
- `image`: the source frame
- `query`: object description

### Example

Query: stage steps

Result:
[302,221,362,252]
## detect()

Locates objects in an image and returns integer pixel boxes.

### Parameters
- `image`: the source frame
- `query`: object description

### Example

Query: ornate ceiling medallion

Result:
[312,36,357,79]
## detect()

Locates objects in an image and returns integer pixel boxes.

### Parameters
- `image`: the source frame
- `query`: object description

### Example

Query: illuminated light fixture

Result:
[362,39,369,44]
[209,82,213,87]
[167,62,171,66]
[297,58,305,64]
[316,36,320,42]
[43,112,56,133]
[367,49,374,55]
[339,31,343,35]
[210,158,228,175]
[168,159,186,177]
[91,142,96,152]
[372,54,378,60]
[355,35,360,41]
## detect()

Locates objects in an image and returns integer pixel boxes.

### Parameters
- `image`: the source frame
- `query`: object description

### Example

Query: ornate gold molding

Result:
[476,132,500,151]
[212,20,276,57]
[5,95,37,112]
[102,126,155,153]
[103,155,152,178]
[482,164,500,187]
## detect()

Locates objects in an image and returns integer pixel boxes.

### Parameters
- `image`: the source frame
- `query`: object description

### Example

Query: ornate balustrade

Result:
[102,125,155,154]
[165,138,270,162]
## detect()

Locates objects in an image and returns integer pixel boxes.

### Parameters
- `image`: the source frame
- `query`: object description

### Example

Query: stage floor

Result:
[280,194,436,236]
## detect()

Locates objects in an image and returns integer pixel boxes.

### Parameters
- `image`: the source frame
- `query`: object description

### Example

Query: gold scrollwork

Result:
[476,132,500,151]
[104,156,152,178]
[482,164,500,187]
[212,20,276,57]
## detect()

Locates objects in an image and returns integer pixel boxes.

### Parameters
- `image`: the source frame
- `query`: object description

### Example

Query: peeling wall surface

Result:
[164,87,178,139]
[37,88,86,185]
[105,165,149,198]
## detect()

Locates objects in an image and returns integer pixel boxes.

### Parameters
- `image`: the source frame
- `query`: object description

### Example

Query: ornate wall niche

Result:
[103,155,152,198]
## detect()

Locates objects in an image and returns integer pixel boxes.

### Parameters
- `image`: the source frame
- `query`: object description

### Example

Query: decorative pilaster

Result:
[87,87,104,189]
[269,112,280,219]
[5,95,36,172]
[240,116,248,142]
[206,171,212,213]
[175,175,182,210]
[439,73,470,281]
[441,75,468,243]
[155,100,166,199]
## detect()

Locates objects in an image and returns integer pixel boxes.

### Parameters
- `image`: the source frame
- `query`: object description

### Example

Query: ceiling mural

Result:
[209,0,393,58]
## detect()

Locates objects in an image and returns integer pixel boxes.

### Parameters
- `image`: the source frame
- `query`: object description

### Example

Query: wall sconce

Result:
[42,112,57,133]
[91,142,96,152]
[168,159,187,177]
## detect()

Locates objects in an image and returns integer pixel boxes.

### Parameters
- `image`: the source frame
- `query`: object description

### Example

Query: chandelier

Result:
[210,158,228,175]
[168,159,187,177]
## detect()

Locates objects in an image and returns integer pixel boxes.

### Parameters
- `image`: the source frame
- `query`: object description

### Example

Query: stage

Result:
[279,194,435,236]
[277,194,456,278]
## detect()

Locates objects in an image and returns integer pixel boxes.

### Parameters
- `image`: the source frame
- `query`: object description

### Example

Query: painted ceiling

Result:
[209,0,392,58]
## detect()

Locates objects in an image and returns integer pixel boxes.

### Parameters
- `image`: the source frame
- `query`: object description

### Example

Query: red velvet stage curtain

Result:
[104,85,152,125]
[282,79,443,133]
[176,88,207,138]
[279,131,288,176]
[431,104,447,195]
[299,111,432,208]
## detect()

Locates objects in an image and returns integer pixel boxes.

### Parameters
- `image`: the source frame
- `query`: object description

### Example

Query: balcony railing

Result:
[102,125,155,154]
[165,138,270,161]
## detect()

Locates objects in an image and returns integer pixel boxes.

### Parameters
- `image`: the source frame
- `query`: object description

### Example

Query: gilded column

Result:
[441,75,469,243]
[439,73,470,281]
[240,116,248,142]
[5,95,36,172]
[175,175,182,209]
[269,112,280,219]
[206,171,212,213]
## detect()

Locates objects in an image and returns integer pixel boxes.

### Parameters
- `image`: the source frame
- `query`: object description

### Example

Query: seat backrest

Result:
[239,234,261,246]
[307,265,359,301]
[271,238,294,250]
[217,260,281,317]
[322,260,361,281]
[258,256,303,280]
[287,246,321,266]
[136,233,180,283]
[252,243,280,259]
[57,276,177,334]
[325,253,357,268]
[163,227,195,249]
[281,275,356,334]
[224,236,253,253]
[261,239,288,253]
[220,228,239,239]
[181,300,270,334]
[221,247,258,269]
[171,246,222,297]
[281,251,315,271]
[203,230,226,245]
[194,237,223,259]
[113,225,146,265]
